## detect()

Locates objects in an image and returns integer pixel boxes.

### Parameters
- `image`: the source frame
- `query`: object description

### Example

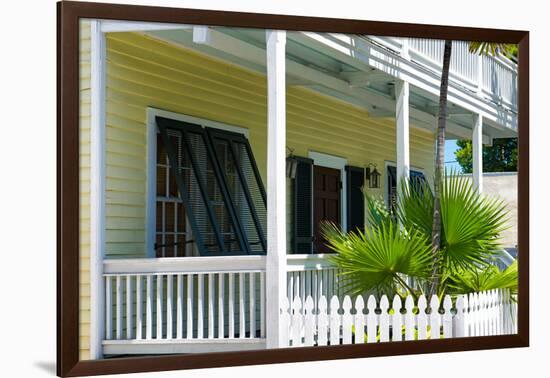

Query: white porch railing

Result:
[286,254,342,309]
[102,256,267,354]
[282,289,517,347]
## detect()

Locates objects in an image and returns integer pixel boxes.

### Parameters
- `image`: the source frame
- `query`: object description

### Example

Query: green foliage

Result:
[398,172,508,271]
[322,222,433,297]
[446,261,518,295]
[468,42,518,60]
[455,139,518,173]
[324,172,511,297]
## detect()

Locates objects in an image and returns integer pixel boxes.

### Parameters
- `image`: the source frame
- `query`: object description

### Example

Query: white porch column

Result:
[265,30,287,349]
[89,20,106,359]
[395,80,410,196]
[472,114,483,192]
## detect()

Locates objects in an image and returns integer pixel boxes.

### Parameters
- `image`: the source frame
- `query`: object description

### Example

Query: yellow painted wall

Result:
[79,20,91,360]
[103,31,435,258]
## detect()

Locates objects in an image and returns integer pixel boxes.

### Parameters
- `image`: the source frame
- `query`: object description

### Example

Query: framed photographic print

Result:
[57,1,529,376]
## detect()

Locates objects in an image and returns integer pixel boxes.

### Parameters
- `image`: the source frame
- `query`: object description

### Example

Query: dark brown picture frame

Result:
[57,1,529,376]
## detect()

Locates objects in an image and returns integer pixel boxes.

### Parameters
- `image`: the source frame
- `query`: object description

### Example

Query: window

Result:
[386,165,426,213]
[154,116,266,257]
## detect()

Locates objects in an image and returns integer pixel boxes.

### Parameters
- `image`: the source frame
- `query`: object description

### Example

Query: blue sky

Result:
[445,139,462,172]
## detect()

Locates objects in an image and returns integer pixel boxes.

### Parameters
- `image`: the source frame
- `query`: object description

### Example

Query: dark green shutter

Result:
[155,116,266,256]
[345,166,365,233]
[293,157,314,254]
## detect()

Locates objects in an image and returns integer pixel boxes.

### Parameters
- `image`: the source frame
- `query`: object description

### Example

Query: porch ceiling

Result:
[140,26,517,143]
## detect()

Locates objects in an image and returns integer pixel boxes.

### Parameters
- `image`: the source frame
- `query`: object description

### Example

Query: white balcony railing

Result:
[368,36,517,110]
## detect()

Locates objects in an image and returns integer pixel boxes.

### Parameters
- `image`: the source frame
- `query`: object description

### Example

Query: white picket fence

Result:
[281,289,517,347]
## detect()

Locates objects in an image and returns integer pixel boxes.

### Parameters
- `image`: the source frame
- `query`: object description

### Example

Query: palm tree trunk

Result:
[429,39,452,297]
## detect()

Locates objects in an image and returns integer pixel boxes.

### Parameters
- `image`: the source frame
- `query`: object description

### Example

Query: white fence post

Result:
[429,295,440,339]
[354,296,365,344]
[404,296,415,341]
[391,295,403,342]
[417,295,428,340]
[318,296,328,346]
[442,295,453,338]
[342,296,353,344]
[290,297,303,347]
[304,296,315,346]
[329,296,341,345]
[366,295,377,343]
[379,296,390,342]
[454,295,467,337]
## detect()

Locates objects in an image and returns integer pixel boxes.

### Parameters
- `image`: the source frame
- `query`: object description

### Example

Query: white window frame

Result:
[383,160,426,207]
[145,107,249,258]
[307,151,348,233]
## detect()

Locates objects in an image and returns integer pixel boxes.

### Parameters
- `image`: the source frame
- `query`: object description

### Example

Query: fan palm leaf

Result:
[322,221,433,297]
[446,261,518,295]
[440,174,509,270]
[468,42,516,58]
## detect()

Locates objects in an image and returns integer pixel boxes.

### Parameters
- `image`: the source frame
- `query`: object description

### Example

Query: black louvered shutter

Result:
[388,165,398,213]
[155,116,267,256]
[345,166,365,233]
[293,157,314,254]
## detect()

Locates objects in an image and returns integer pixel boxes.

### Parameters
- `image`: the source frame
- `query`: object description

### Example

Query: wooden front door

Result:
[313,166,341,253]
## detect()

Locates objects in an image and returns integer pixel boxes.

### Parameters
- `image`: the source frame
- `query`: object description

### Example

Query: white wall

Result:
[463,173,518,251]
[483,173,518,251]
[1,0,547,377]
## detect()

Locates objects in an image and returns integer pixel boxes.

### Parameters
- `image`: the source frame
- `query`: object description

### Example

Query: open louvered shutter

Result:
[387,165,398,213]
[410,170,426,194]
[206,128,267,254]
[156,116,254,256]
[293,157,314,254]
[387,165,426,212]
[345,166,365,233]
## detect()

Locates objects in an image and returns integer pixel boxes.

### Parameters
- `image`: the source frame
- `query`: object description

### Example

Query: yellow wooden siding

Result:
[79,20,91,360]
[104,31,435,258]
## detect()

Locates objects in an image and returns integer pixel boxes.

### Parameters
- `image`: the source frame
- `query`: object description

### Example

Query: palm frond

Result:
[440,173,509,271]
[322,221,433,297]
[468,42,515,57]
[446,261,518,295]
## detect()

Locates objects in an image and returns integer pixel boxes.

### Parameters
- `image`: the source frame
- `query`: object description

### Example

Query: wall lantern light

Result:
[286,147,298,179]
[366,163,381,188]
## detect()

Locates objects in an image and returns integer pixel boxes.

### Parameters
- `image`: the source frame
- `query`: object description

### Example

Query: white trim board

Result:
[100,20,192,33]
[308,151,348,232]
[145,107,249,258]
[103,339,266,355]
[89,19,106,360]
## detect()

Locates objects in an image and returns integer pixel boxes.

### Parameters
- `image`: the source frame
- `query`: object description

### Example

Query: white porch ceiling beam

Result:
[340,70,391,86]
[192,26,211,44]
[100,20,191,33]
[265,30,287,349]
